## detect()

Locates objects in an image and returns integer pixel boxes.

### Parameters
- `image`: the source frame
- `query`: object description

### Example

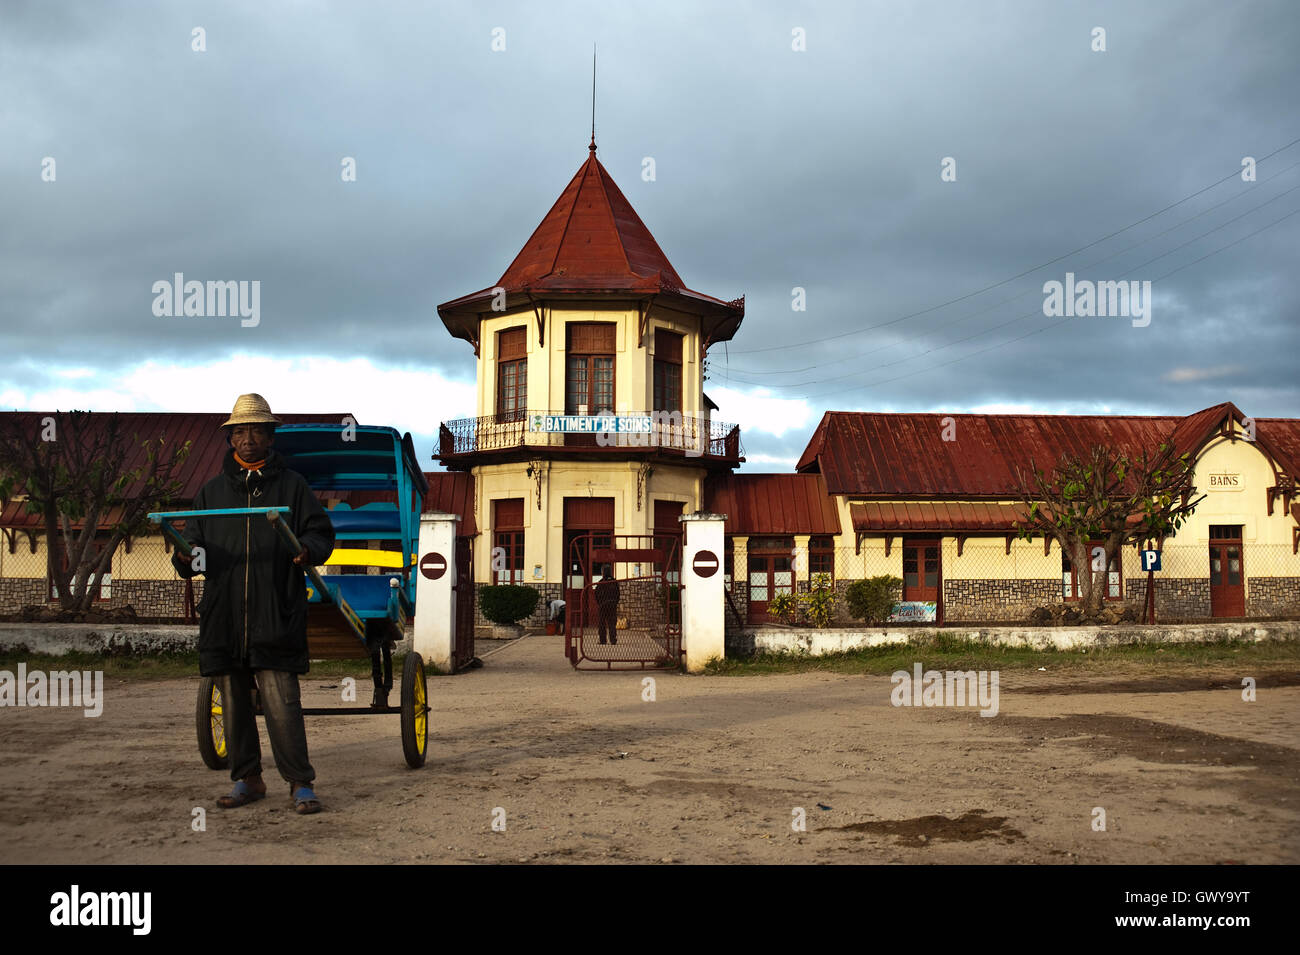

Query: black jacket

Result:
[594,576,620,611]
[172,448,335,675]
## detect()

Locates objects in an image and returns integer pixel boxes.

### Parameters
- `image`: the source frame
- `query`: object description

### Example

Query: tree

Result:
[0,411,191,612]
[1014,442,1203,619]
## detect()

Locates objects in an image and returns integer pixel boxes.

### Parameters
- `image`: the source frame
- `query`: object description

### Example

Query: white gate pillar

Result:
[679,512,727,672]
[414,512,460,673]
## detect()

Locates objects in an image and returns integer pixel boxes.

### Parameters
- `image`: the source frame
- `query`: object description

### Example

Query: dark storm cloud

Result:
[1,0,1297,470]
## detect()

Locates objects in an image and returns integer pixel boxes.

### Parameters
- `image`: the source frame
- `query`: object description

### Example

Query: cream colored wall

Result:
[839,537,903,580]
[123,536,173,579]
[0,532,175,580]
[473,459,704,584]
[1180,436,1292,546]
[0,533,44,578]
[474,304,704,421]
[824,478,1300,583]
[942,536,1061,580]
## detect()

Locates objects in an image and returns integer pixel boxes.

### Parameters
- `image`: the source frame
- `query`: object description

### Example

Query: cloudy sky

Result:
[3,0,1297,471]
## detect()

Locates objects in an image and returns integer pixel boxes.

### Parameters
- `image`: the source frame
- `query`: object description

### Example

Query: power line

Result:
[728,135,1300,357]
[720,159,1300,380]
[787,203,1300,403]
[717,177,1300,391]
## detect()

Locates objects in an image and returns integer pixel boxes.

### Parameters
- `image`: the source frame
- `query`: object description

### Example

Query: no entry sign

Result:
[692,549,719,578]
[420,552,447,580]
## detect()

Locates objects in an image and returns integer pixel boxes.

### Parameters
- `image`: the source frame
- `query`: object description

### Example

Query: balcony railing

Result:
[439,411,743,463]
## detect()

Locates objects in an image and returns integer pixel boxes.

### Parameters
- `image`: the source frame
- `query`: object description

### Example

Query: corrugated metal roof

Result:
[0,410,351,528]
[704,472,840,535]
[850,501,1028,532]
[796,404,1295,498]
[1255,418,1300,481]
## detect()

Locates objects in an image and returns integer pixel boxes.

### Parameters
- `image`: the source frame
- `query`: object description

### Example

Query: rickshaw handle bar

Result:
[147,507,290,556]
[147,508,330,602]
[265,509,332,601]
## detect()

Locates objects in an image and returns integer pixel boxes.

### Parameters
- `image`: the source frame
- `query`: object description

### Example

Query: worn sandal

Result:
[217,779,266,808]
[291,784,322,815]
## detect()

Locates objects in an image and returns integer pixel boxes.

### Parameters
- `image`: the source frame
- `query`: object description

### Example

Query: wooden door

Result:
[1209,527,1244,617]
[902,541,940,602]
[653,500,685,583]
[747,553,793,623]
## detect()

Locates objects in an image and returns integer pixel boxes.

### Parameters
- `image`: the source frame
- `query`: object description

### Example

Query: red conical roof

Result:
[497,145,685,291]
[438,146,743,348]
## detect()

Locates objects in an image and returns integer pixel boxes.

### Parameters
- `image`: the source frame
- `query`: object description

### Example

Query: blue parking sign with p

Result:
[1141,549,1161,572]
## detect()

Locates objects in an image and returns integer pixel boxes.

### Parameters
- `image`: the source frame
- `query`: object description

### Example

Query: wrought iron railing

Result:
[439,411,742,462]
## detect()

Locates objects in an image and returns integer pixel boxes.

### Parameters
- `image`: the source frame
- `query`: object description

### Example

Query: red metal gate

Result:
[565,532,681,670]
[452,535,476,671]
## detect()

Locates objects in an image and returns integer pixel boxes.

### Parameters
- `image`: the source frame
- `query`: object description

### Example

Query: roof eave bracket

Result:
[525,291,545,348]
[638,296,657,349]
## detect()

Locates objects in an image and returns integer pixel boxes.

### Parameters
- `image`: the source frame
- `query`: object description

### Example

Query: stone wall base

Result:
[0,578,204,620]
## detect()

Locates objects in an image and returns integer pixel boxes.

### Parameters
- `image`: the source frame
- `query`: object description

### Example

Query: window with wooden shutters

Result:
[493,498,525,584]
[653,329,683,413]
[809,536,834,580]
[565,323,616,415]
[496,328,527,422]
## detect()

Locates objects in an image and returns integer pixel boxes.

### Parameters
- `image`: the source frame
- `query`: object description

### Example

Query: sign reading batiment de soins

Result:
[529,414,652,434]
[1207,472,1242,491]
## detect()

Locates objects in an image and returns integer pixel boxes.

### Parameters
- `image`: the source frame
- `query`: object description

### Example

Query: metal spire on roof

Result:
[590,44,596,153]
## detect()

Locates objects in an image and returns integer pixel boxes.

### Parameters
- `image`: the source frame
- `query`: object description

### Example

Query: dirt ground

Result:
[1,635,1297,864]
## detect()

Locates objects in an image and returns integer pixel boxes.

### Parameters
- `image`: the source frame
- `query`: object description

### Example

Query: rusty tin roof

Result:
[704,472,840,535]
[797,403,1300,498]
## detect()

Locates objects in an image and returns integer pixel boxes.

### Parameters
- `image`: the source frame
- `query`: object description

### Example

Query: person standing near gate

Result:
[172,394,335,815]
[595,564,620,645]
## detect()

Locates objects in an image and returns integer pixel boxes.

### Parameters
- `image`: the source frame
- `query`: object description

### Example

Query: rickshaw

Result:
[149,423,431,769]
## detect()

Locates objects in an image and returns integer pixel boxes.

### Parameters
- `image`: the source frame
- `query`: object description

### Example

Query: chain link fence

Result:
[5,530,1300,624]
[764,540,1300,626]
[0,530,201,620]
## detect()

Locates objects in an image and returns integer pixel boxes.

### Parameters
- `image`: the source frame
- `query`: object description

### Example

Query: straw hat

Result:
[221,393,282,429]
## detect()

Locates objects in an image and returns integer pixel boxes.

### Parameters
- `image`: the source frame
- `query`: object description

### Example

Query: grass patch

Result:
[706,635,1300,676]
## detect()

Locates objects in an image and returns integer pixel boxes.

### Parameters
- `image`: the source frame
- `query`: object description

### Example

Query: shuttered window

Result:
[497,328,527,422]
[565,323,615,415]
[653,329,683,413]
[493,498,525,584]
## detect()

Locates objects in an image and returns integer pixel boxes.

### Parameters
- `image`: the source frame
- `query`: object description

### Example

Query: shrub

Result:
[844,575,903,625]
[767,592,797,624]
[478,584,539,625]
[799,573,837,628]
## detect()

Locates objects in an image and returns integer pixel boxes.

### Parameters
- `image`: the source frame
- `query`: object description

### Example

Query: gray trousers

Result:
[220,668,315,787]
